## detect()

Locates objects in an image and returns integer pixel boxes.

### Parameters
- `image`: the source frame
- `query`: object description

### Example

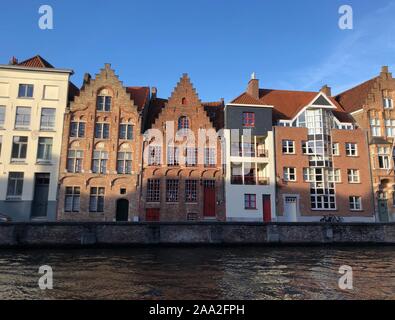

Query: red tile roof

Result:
[17,55,54,68]
[230,88,353,123]
[335,78,378,113]
[230,92,268,105]
[126,87,150,111]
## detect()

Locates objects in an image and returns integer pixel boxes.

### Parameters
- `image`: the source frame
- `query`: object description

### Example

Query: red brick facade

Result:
[57,64,148,221]
[139,74,225,222]
[275,126,374,219]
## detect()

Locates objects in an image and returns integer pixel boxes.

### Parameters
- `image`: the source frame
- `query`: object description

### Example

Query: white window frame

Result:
[284,167,296,182]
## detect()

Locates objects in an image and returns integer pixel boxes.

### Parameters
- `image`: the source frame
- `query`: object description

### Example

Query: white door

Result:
[284,197,298,222]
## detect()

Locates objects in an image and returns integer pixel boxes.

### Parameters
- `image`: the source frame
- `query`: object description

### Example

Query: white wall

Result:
[0,66,71,220]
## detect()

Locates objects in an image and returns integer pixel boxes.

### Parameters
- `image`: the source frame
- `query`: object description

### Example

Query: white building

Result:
[0,56,74,221]
[224,75,277,222]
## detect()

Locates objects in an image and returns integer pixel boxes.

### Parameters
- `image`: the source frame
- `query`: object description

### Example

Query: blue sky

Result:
[0,0,394,101]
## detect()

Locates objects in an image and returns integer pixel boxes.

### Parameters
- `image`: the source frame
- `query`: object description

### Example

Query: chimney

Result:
[247,72,259,100]
[9,56,18,65]
[320,84,332,97]
[151,87,157,99]
[83,73,91,86]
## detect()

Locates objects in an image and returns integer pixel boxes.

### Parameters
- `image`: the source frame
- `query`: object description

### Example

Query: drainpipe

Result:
[366,129,377,222]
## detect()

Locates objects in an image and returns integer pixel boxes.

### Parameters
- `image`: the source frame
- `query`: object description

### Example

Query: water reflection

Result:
[0,247,393,300]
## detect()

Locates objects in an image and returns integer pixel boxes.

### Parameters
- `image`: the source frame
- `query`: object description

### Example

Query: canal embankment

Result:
[0,222,394,248]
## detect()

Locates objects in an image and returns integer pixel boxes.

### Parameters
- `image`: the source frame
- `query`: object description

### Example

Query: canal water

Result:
[0,246,393,300]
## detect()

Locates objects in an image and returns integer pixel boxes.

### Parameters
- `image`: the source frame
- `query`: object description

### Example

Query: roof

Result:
[17,55,54,68]
[126,87,150,111]
[230,92,268,105]
[230,88,353,123]
[335,78,378,113]
[68,82,80,102]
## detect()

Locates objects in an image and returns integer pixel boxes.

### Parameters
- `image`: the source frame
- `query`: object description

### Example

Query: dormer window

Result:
[178,116,189,130]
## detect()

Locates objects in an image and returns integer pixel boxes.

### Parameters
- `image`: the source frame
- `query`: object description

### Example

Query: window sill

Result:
[40,129,56,132]
[10,161,28,165]
[17,97,34,100]
[14,128,31,131]
[36,161,53,165]
[245,208,258,211]
[5,198,22,202]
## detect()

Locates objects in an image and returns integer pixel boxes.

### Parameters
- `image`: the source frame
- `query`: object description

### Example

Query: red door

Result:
[204,187,216,217]
[263,195,272,222]
[146,208,160,222]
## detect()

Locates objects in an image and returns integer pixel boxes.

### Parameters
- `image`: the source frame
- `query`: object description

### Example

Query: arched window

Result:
[182,97,187,105]
[178,116,189,130]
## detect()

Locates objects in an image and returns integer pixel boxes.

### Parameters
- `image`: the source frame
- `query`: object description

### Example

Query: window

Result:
[89,187,105,212]
[117,152,132,174]
[327,169,341,183]
[147,179,160,202]
[243,112,255,127]
[302,141,314,155]
[204,148,216,167]
[348,169,360,183]
[345,143,357,156]
[11,136,28,161]
[370,118,381,137]
[383,97,393,109]
[70,122,86,138]
[284,167,296,181]
[349,196,362,211]
[378,147,390,169]
[18,84,34,98]
[244,194,257,209]
[37,137,53,161]
[64,187,80,213]
[185,180,197,203]
[167,146,180,166]
[385,119,395,137]
[186,147,197,166]
[0,106,5,128]
[15,107,31,129]
[97,96,112,111]
[311,195,336,210]
[0,136,2,158]
[7,172,24,199]
[148,145,162,166]
[67,150,83,173]
[178,116,190,130]
[95,123,110,139]
[332,143,340,156]
[303,168,314,182]
[92,150,109,174]
[166,179,179,202]
[119,124,133,140]
[282,140,295,154]
[40,108,56,130]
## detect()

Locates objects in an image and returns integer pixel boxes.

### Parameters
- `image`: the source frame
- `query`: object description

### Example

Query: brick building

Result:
[57,64,149,221]
[336,66,395,222]
[271,86,374,222]
[140,74,225,222]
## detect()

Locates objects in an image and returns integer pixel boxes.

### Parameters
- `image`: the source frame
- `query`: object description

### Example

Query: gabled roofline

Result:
[0,64,74,75]
[226,103,274,108]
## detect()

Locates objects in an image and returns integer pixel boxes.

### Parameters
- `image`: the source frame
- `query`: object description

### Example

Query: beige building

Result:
[336,66,395,222]
[0,55,74,221]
